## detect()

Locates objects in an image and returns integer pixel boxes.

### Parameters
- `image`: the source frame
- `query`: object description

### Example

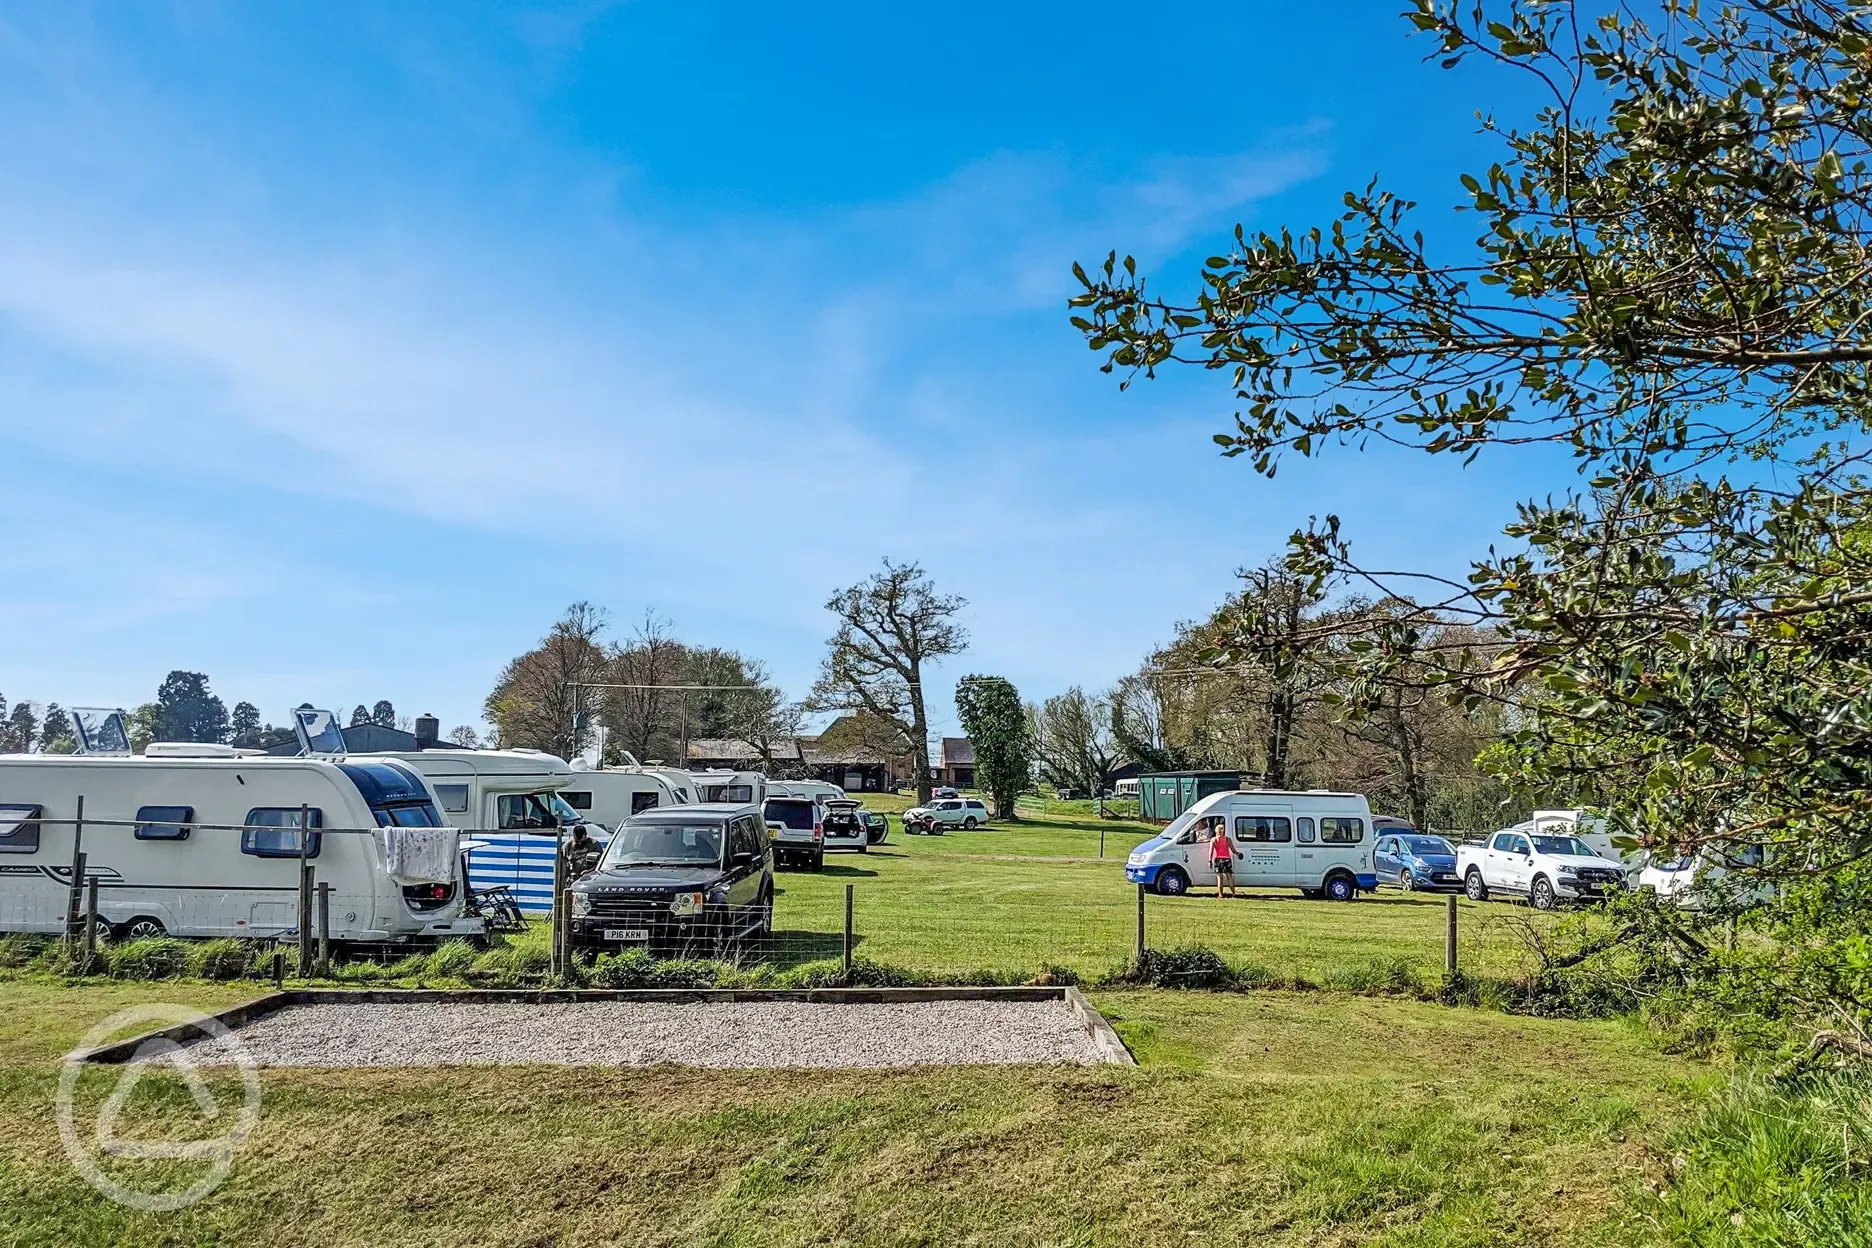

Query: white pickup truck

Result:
[1457,828,1627,909]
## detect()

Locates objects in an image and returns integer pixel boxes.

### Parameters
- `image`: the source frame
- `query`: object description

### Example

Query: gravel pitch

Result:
[174,1000,1103,1069]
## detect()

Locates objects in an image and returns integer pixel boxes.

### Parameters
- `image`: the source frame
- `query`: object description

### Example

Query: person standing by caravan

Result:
[1209,816,1237,899]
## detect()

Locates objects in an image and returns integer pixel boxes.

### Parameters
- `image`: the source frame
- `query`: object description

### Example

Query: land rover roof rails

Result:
[69,707,131,756]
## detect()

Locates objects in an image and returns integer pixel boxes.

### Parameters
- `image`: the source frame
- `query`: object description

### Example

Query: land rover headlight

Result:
[570,891,593,917]
[670,892,704,917]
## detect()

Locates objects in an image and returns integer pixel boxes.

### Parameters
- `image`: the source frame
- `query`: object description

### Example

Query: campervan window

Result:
[242,808,324,858]
[1320,817,1364,845]
[1296,816,1315,844]
[434,784,470,814]
[1234,816,1291,843]
[135,805,193,841]
[497,794,556,831]
[0,804,41,854]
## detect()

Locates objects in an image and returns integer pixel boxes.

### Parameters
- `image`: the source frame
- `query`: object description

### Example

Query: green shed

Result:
[1137,770,1245,822]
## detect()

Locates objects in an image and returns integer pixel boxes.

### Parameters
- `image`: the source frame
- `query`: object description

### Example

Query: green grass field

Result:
[0,979,1706,1247]
[761,801,1552,984]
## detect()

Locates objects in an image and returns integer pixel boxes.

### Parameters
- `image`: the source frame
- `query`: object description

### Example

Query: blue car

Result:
[1373,832,1461,892]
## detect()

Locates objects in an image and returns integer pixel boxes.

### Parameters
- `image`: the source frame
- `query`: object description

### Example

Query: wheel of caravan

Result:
[1465,870,1490,902]
[1156,866,1189,897]
[1398,870,1416,892]
[963,817,978,830]
[1530,875,1557,911]
[1324,873,1357,902]
[117,916,167,941]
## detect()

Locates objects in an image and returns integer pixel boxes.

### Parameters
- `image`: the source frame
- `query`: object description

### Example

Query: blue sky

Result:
[0,1,1572,741]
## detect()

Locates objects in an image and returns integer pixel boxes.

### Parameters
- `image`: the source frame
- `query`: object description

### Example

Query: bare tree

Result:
[808,559,967,804]
[722,658,803,772]
[1032,687,1123,796]
[483,602,608,759]
[446,725,482,749]
[601,610,688,763]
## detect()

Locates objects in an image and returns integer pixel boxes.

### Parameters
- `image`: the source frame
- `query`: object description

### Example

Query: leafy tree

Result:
[350,705,371,728]
[155,672,229,744]
[127,703,160,754]
[808,559,968,804]
[955,675,1034,818]
[484,603,608,759]
[229,701,263,747]
[1,700,34,754]
[1031,687,1122,797]
[1072,1,1872,1034]
[37,704,75,754]
[371,700,395,728]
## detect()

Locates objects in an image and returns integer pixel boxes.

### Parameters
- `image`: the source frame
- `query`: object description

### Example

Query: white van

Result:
[1124,790,1377,900]
[767,779,845,804]
[555,762,686,833]
[369,748,579,915]
[0,748,481,945]
[689,769,767,805]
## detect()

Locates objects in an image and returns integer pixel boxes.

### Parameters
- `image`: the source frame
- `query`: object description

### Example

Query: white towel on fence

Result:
[377,825,461,886]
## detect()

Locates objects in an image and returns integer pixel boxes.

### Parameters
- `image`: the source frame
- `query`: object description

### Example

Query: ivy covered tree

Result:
[955,675,1034,818]
[1072,1,1872,1040]
[155,672,230,744]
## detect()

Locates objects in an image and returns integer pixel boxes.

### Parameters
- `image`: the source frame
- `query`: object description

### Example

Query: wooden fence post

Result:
[317,882,332,977]
[1135,883,1147,966]
[66,796,86,942]
[843,884,854,975]
[85,878,100,966]
[1445,894,1459,977]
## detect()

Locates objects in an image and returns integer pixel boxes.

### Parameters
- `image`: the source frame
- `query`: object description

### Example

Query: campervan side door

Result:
[1227,804,1295,887]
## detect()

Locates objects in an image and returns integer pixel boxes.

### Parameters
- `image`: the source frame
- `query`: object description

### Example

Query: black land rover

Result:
[565,804,774,958]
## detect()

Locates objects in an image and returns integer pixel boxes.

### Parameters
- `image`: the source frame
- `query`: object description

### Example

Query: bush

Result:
[189,939,254,981]
[587,951,728,990]
[107,937,191,981]
[1122,945,1237,990]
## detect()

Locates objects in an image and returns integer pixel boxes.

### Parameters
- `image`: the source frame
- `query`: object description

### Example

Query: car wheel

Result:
[758,892,774,937]
[812,851,825,872]
[1156,866,1189,897]
[963,817,978,830]
[1531,875,1557,911]
[1324,873,1356,902]
[1465,869,1489,901]
[118,916,167,941]
[1398,870,1416,892]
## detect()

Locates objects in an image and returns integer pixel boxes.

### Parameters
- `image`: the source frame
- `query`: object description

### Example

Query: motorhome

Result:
[767,779,845,804]
[0,747,481,945]
[689,769,767,805]
[554,762,687,833]
[367,747,578,914]
[1124,790,1377,900]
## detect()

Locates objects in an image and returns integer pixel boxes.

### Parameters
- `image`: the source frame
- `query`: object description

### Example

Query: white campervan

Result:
[555,762,686,833]
[1124,790,1377,900]
[689,769,767,805]
[767,779,845,804]
[0,748,480,945]
[368,748,578,915]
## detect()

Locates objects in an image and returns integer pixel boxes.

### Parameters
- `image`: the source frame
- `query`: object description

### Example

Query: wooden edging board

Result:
[69,985,1137,1067]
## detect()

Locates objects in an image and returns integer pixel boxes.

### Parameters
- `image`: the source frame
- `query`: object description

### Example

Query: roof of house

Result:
[940,737,975,767]
[262,722,421,756]
[684,738,804,763]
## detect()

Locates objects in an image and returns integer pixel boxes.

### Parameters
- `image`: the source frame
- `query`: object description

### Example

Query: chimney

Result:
[414,715,439,750]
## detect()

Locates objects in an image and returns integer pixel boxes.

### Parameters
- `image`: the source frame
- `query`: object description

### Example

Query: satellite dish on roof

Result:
[292,708,347,756]
[70,708,131,756]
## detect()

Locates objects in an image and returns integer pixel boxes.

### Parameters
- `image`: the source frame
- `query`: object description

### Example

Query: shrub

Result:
[189,939,254,981]
[588,952,729,989]
[1122,945,1237,990]
[108,937,191,981]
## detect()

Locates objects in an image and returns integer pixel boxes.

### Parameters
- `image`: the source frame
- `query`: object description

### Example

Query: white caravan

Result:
[555,762,687,833]
[1124,790,1377,901]
[767,779,846,804]
[690,769,767,805]
[367,748,578,915]
[0,749,481,945]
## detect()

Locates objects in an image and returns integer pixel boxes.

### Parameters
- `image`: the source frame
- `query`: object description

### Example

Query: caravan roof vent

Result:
[144,742,240,759]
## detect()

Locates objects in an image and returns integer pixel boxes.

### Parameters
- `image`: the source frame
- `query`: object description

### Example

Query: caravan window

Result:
[1234,816,1292,843]
[560,791,594,811]
[434,784,470,814]
[0,804,41,854]
[1320,817,1364,845]
[632,791,661,815]
[135,805,194,841]
[242,808,323,858]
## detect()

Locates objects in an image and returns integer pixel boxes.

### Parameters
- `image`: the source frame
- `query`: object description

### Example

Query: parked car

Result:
[904,797,988,833]
[1373,832,1461,892]
[932,786,960,799]
[1457,829,1626,909]
[565,803,773,956]
[762,796,825,871]
[861,811,889,845]
[821,799,869,853]
[1125,790,1375,900]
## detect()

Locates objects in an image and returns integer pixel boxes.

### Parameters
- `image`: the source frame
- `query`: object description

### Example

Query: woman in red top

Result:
[1209,817,1236,899]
